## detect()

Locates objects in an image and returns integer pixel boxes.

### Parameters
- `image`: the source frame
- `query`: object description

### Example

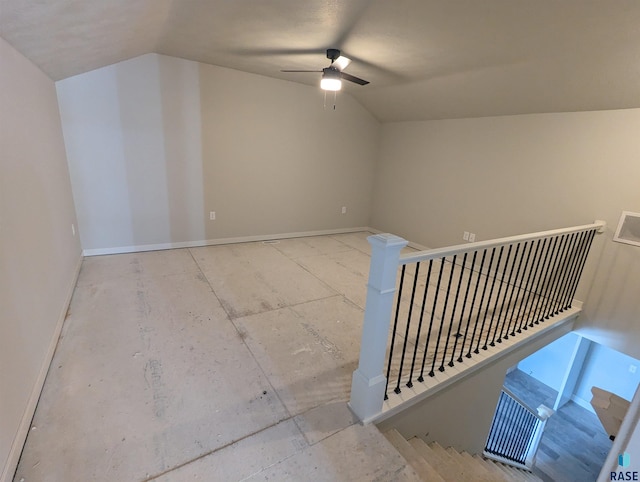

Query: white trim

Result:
[1,254,83,482]
[482,451,531,471]
[82,227,374,256]
[399,221,606,265]
[570,394,596,414]
[613,211,640,247]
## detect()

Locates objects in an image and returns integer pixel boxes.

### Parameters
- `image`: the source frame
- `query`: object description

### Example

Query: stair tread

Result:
[459,452,498,480]
[384,430,445,482]
[388,429,542,482]
[429,441,454,462]
[420,442,494,482]
[446,447,478,474]
[473,455,511,481]
[494,461,532,481]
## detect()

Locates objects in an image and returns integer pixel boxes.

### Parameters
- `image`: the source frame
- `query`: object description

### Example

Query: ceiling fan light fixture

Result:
[321,68,342,91]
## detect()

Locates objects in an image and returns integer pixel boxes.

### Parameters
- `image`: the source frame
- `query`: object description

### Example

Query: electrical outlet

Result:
[209,211,216,221]
[630,365,637,374]
[463,231,470,241]
[469,233,476,242]
[341,206,347,214]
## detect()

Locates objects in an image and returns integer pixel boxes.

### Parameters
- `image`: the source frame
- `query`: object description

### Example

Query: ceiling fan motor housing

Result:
[326,48,341,61]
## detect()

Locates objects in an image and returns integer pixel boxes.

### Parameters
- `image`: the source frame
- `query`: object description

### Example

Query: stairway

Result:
[384,429,542,482]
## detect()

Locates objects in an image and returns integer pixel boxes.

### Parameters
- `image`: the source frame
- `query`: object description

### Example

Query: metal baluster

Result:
[407,260,433,388]
[547,233,576,317]
[481,246,504,350]
[495,396,516,457]
[465,250,487,359]
[518,238,545,331]
[394,263,421,394]
[564,229,597,306]
[535,235,565,323]
[474,248,496,354]
[450,253,470,366]
[504,242,527,338]
[489,244,514,346]
[418,258,446,382]
[456,251,478,363]
[384,265,406,400]
[486,391,507,453]
[431,257,457,375]
[556,231,587,312]
[530,236,557,326]
[514,240,538,333]
[441,255,462,370]
[541,234,569,320]
[496,243,521,343]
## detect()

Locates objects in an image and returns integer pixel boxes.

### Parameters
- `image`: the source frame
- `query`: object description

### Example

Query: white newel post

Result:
[525,404,554,468]
[349,233,408,423]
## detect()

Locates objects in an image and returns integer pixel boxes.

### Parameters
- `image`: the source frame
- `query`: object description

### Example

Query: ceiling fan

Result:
[281,49,370,91]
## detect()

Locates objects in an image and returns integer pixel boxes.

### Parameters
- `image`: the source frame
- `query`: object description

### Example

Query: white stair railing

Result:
[349,221,605,423]
[484,386,554,470]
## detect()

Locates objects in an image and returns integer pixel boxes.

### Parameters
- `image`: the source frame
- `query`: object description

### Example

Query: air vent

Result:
[613,211,640,247]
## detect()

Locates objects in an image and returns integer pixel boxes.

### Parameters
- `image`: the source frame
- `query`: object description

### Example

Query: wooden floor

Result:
[504,369,613,482]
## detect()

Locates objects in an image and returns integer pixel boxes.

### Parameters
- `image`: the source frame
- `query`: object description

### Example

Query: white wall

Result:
[0,38,81,481]
[573,343,640,409]
[517,332,579,391]
[57,54,380,253]
[371,109,640,359]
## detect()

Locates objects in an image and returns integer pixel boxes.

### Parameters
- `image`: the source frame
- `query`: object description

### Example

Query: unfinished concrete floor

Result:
[15,232,422,481]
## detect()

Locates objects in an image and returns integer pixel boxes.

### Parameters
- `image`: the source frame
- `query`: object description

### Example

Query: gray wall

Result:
[371,109,640,359]
[0,38,81,480]
[56,54,380,253]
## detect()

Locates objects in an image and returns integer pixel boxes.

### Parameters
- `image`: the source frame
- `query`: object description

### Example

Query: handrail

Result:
[500,386,547,422]
[400,221,606,265]
[348,221,606,423]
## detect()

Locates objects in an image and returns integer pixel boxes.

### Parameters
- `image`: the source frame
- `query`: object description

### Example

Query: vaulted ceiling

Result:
[2,0,639,122]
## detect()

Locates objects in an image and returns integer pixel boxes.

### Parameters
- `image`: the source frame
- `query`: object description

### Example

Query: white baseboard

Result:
[571,394,596,414]
[82,227,375,256]
[1,254,83,482]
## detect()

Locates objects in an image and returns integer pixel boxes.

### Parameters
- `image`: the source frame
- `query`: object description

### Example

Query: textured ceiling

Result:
[1,0,640,121]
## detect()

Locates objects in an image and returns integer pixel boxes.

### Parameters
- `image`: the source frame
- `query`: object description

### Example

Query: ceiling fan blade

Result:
[332,55,351,71]
[234,48,322,57]
[340,72,369,86]
[280,70,322,73]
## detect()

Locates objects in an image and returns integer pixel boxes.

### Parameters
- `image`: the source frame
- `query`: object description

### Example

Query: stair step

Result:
[426,442,494,482]
[459,451,499,481]
[445,447,482,476]
[408,437,445,466]
[495,461,525,480]
[384,430,444,481]
[473,455,511,481]
[386,428,543,482]
[492,460,538,481]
